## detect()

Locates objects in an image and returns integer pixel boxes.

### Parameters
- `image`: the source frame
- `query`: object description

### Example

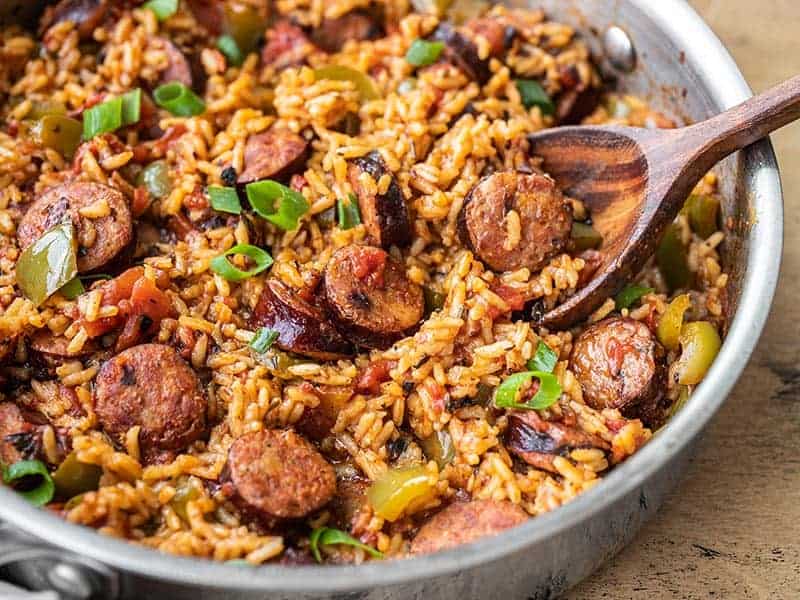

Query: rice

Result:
[0,0,728,565]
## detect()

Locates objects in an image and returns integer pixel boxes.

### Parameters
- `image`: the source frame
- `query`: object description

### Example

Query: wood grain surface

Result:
[566,2,800,598]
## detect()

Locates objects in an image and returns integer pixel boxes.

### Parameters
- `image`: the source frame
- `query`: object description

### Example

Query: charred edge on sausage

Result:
[347,151,412,249]
[252,279,354,360]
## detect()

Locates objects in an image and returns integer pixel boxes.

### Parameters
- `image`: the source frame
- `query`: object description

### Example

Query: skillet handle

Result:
[0,523,119,600]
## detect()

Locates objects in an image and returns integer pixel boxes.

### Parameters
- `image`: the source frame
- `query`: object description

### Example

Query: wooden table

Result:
[567,2,800,598]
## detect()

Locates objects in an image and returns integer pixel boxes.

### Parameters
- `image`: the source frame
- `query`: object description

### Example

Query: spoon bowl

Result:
[531,75,800,328]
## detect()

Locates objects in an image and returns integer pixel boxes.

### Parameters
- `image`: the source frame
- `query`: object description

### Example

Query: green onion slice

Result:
[16,221,78,307]
[153,82,206,117]
[405,39,444,67]
[121,88,142,127]
[337,193,361,229]
[83,96,121,140]
[82,89,141,140]
[515,79,555,115]
[143,0,178,20]
[615,284,654,310]
[527,340,558,373]
[309,527,384,563]
[209,244,273,282]
[208,186,242,215]
[3,459,55,506]
[246,180,309,231]
[250,328,279,353]
[217,35,244,67]
[59,277,85,300]
[494,370,562,411]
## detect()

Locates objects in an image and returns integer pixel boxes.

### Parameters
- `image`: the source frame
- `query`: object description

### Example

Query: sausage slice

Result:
[94,344,207,463]
[157,38,194,88]
[0,402,34,465]
[17,182,133,273]
[410,499,528,554]
[224,429,336,521]
[252,279,354,360]
[310,12,383,53]
[347,151,411,249]
[432,23,492,85]
[569,317,666,425]
[323,245,424,349]
[261,20,314,71]
[505,410,609,473]
[39,0,108,39]
[458,171,572,273]
[237,128,309,185]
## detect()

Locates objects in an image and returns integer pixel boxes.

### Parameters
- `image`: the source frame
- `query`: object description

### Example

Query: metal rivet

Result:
[47,563,95,600]
[603,25,637,73]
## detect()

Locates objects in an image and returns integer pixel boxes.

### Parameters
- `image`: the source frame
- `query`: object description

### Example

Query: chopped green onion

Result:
[309,527,384,563]
[250,328,278,353]
[515,79,555,115]
[153,82,206,117]
[82,89,141,140]
[143,0,178,20]
[405,39,444,67]
[3,459,55,506]
[494,370,562,411]
[16,221,78,307]
[217,35,244,67]
[83,96,121,140]
[59,277,85,300]
[615,284,654,310]
[121,88,142,127]
[246,180,309,231]
[527,341,558,373]
[337,193,361,229]
[210,244,273,282]
[208,186,242,215]
[139,160,173,199]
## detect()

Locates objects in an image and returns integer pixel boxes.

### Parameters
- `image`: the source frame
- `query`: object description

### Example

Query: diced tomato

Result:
[78,267,174,339]
[353,250,386,287]
[290,174,308,192]
[355,359,396,394]
[132,186,150,218]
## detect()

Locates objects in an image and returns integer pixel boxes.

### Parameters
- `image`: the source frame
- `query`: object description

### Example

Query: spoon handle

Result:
[680,74,800,171]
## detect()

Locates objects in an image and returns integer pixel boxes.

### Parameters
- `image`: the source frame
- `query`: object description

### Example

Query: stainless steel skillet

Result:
[0,1,783,598]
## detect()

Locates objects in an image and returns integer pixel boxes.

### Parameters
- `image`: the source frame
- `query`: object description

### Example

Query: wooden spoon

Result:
[530,75,800,329]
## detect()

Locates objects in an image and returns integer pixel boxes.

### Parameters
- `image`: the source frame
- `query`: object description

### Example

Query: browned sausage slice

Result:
[252,279,354,360]
[29,330,97,358]
[261,20,314,71]
[310,12,383,53]
[432,23,492,85]
[458,172,572,273]
[505,410,609,473]
[347,151,411,249]
[17,182,133,273]
[224,429,336,520]
[237,128,309,185]
[157,37,194,88]
[93,344,207,463]
[569,317,666,425]
[323,245,424,349]
[0,402,34,465]
[39,0,108,40]
[410,499,528,554]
